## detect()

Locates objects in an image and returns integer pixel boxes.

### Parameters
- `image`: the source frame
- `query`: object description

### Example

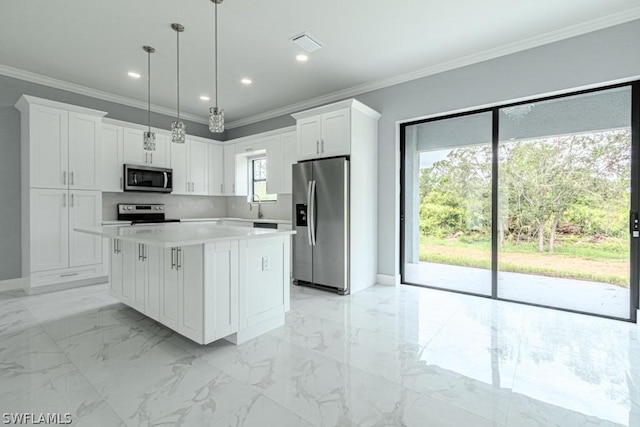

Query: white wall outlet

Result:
[261,256,270,271]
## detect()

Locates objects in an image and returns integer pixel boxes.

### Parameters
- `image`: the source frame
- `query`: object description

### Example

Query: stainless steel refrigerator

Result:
[292,157,350,294]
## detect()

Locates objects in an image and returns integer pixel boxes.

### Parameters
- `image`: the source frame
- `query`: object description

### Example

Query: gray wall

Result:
[227,19,640,279]
[0,74,220,280]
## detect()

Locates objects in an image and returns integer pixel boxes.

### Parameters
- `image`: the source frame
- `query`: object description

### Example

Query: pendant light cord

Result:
[176,29,180,121]
[215,1,218,109]
[147,49,151,133]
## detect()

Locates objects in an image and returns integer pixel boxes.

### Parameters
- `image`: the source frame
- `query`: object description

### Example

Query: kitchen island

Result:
[77,222,295,345]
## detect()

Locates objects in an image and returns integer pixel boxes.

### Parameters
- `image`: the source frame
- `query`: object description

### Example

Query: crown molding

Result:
[1,9,638,131]
[0,64,208,124]
[225,9,640,129]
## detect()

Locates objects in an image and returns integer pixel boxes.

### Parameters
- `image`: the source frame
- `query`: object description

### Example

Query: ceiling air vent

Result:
[291,33,323,52]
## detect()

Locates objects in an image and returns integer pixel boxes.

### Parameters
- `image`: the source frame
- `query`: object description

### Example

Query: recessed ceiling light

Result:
[200,96,210,101]
[241,78,252,85]
[128,71,141,79]
[296,54,308,62]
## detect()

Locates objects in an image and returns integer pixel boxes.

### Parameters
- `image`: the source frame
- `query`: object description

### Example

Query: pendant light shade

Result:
[143,45,156,151]
[208,0,224,133]
[171,23,186,144]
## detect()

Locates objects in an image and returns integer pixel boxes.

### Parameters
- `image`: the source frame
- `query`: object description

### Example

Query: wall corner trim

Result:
[376,274,400,286]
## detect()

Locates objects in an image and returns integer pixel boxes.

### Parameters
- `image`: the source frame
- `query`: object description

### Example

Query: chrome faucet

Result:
[251,194,264,219]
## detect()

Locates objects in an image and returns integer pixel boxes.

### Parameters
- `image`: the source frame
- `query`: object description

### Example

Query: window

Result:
[250,157,277,202]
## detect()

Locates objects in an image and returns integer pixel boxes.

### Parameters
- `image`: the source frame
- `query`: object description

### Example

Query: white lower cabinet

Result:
[109,235,289,345]
[28,188,102,288]
[238,236,289,331]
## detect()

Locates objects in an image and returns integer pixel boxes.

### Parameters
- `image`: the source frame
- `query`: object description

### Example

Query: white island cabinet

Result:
[79,223,294,345]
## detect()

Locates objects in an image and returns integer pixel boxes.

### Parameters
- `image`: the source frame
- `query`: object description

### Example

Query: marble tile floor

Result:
[1,282,640,426]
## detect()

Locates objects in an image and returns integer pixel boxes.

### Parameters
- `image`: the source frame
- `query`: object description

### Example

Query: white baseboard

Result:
[376,274,401,286]
[25,275,108,295]
[0,277,26,292]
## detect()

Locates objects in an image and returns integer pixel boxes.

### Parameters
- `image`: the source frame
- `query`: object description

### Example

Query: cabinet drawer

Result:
[30,264,103,288]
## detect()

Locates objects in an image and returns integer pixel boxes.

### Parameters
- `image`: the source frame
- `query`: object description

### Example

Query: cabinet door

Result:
[321,108,350,158]
[281,131,297,194]
[68,113,101,190]
[150,133,170,167]
[160,247,180,329]
[207,144,224,195]
[170,139,189,195]
[238,237,285,329]
[123,127,145,165]
[266,135,283,195]
[204,241,238,343]
[110,239,123,297]
[101,124,124,192]
[68,190,102,267]
[30,105,68,189]
[178,246,204,342]
[121,241,137,306]
[29,189,69,272]
[223,144,237,195]
[145,245,163,321]
[190,140,208,195]
[297,115,322,161]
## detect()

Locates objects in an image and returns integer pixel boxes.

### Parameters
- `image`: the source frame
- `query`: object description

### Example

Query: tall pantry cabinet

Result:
[16,95,107,293]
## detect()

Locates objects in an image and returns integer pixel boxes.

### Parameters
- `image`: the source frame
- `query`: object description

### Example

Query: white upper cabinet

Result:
[223,144,237,196]
[208,143,224,196]
[28,105,69,189]
[320,108,350,158]
[296,116,322,161]
[295,107,349,160]
[171,138,209,195]
[292,100,381,161]
[281,131,297,192]
[266,131,297,194]
[101,124,124,192]
[17,97,105,190]
[122,127,169,167]
[68,112,102,190]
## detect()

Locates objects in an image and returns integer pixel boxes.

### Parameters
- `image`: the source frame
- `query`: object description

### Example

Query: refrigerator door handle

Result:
[306,181,313,245]
[310,180,317,246]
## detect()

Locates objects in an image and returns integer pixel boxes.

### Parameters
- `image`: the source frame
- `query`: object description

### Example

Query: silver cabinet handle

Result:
[321,139,324,153]
[143,245,147,260]
[63,171,67,186]
[70,172,74,185]
[316,141,319,154]
[177,247,182,270]
[150,153,153,164]
[138,244,142,260]
[171,247,176,269]
[120,177,123,189]
[113,239,117,254]
[70,193,74,207]
[145,152,148,163]
[62,193,66,207]
[220,184,223,194]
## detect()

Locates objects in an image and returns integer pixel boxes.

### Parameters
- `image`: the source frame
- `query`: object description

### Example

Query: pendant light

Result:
[143,45,156,151]
[171,23,186,144]
[208,0,224,133]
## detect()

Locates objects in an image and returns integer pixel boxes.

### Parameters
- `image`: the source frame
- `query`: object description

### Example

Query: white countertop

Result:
[102,217,292,225]
[78,222,295,248]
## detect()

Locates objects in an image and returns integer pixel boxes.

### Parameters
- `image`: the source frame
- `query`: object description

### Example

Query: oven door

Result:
[124,165,173,193]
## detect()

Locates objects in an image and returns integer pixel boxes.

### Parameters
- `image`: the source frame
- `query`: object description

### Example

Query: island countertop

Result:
[76,222,296,248]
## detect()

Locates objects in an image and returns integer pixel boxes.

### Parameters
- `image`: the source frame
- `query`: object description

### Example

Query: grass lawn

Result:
[419,236,629,287]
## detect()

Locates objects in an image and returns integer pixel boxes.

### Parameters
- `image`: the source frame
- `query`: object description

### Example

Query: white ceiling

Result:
[0,0,638,128]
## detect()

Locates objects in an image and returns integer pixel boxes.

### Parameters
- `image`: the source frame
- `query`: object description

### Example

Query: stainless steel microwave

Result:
[123,164,173,193]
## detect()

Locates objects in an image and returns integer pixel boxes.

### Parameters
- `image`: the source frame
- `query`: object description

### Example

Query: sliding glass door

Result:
[402,112,493,296]
[497,87,632,318]
[401,83,637,320]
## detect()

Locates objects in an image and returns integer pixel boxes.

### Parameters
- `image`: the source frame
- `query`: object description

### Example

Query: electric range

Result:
[117,203,180,225]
